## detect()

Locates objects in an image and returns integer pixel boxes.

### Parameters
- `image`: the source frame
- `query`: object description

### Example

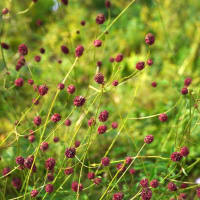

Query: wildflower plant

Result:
[0,0,200,200]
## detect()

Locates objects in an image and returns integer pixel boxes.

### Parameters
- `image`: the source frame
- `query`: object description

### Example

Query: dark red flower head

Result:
[40,142,49,152]
[184,77,192,87]
[115,54,123,62]
[110,57,115,63]
[12,177,22,190]
[61,45,69,54]
[144,135,154,144]
[129,168,136,175]
[75,45,84,57]
[94,73,104,84]
[2,167,10,177]
[40,48,45,54]
[58,83,65,90]
[1,42,9,49]
[87,172,95,180]
[101,157,110,166]
[73,96,86,107]
[2,8,9,15]
[116,163,126,172]
[38,85,48,96]
[180,146,189,157]
[53,136,59,143]
[65,147,76,158]
[64,167,74,175]
[151,82,157,87]
[170,152,182,162]
[96,13,106,24]
[61,0,68,5]
[181,88,188,95]
[145,33,155,45]
[140,178,149,188]
[94,177,101,185]
[24,156,34,169]
[67,85,76,94]
[88,117,96,127]
[180,183,188,189]
[28,135,35,143]
[71,181,83,192]
[51,113,61,123]
[150,179,159,188]
[45,184,54,193]
[16,156,24,165]
[35,55,41,62]
[33,116,42,126]
[178,193,187,200]
[136,62,145,70]
[98,125,107,134]
[45,158,56,170]
[97,61,102,67]
[28,79,34,85]
[147,59,153,66]
[94,40,102,47]
[105,0,111,8]
[111,80,119,87]
[31,189,39,197]
[141,188,152,200]
[159,113,168,122]
[74,140,81,148]
[65,119,71,126]
[15,78,24,87]
[196,188,200,198]
[167,182,177,191]
[18,44,28,56]
[112,122,118,129]
[125,156,132,164]
[47,173,54,182]
[81,20,86,26]
[99,110,109,122]
[112,192,124,200]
